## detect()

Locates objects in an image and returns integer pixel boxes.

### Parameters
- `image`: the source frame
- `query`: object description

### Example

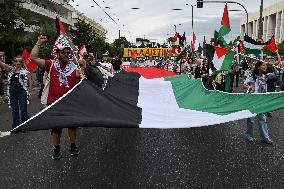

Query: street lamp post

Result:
[186,4,196,30]
[258,0,263,38]
[191,5,194,30]
[198,0,249,35]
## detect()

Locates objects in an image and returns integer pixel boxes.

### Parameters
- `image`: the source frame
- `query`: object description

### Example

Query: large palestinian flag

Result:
[12,69,284,132]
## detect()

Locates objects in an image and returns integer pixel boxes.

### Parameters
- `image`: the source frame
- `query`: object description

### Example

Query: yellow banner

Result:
[123,48,168,58]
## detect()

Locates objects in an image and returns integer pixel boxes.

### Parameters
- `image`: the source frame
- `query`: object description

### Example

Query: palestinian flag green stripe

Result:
[165,74,284,116]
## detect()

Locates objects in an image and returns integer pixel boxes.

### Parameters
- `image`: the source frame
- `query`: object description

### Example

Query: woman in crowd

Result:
[0,56,32,128]
[243,61,273,144]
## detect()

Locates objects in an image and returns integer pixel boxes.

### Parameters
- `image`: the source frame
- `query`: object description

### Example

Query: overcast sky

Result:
[69,0,283,44]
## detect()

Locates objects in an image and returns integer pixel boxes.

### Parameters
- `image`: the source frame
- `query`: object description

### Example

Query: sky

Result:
[69,0,283,44]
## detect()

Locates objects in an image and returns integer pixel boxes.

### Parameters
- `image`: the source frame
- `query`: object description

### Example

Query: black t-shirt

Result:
[113,59,123,71]
[10,73,22,88]
[195,66,203,79]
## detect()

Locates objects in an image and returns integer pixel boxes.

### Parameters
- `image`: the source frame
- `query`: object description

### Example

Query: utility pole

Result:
[258,0,264,39]
[191,5,194,30]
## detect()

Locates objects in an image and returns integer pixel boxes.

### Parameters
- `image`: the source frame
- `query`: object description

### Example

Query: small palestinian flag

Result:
[243,35,278,54]
[212,46,235,71]
[218,4,231,45]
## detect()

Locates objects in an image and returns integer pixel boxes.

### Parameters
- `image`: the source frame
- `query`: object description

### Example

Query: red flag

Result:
[239,41,245,53]
[22,49,37,73]
[182,32,186,42]
[171,32,179,42]
[221,4,230,29]
[191,32,196,51]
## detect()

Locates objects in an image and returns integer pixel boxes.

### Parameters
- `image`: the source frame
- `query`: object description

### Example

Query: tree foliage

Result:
[278,41,284,56]
[0,0,34,58]
[71,19,128,59]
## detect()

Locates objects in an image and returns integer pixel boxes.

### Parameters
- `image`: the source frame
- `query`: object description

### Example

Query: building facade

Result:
[240,0,284,43]
[21,0,76,30]
[74,12,107,39]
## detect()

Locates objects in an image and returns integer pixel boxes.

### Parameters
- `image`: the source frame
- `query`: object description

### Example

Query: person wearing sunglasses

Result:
[30,35,82,160]
[0,56,32,129]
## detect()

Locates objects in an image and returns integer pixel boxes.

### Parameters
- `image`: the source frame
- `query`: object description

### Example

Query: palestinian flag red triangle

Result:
[263,36,277,52]
[214,46,229,58]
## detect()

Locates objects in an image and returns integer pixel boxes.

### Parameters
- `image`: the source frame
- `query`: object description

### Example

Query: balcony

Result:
[22,2,75,27]
[48,0,76,12]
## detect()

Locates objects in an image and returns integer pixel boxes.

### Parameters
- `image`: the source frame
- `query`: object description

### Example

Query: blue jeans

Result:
[9,86,29,128]
[246,114,269,140]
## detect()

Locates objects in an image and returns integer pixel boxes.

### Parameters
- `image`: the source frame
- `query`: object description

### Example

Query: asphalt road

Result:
[0,85,284,188]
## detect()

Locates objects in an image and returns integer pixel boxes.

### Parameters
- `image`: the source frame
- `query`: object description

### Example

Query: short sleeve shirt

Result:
[45,60,76,104]
[244,74,267,93]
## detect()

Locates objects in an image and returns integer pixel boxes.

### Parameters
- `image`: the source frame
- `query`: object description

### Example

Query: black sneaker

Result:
[261,139,273,145]
[52,148,61,160]
[70,146,80,156]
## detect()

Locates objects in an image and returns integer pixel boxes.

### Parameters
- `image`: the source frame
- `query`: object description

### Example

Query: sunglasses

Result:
[14,59,23,63]
[61,51,71,55]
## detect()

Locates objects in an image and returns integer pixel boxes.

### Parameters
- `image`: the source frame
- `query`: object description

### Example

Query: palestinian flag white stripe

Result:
[243,41,264,50]
[138,77,255,128]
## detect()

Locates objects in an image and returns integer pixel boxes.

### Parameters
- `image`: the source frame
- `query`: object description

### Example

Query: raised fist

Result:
[37,35,48,45]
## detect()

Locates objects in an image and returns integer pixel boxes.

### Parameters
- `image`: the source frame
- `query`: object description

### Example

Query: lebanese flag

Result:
[79,45,87,58]
[22,49,37,73]
[212,46,235,71]
[13,71,284,132]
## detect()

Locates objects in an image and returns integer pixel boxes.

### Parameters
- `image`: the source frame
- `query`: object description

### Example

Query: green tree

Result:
[113,37,131,48]
[0,0,34,58]
[278,41,284,56]
[70,19,95,50]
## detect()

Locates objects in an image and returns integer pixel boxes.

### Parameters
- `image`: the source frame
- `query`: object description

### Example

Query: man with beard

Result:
[30,35,82,160]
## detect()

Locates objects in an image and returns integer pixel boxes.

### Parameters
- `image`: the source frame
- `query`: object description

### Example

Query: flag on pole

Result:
[191,32,196,51]
[79,45,87,58]
[243,35,278,54]
[56,15,66,35]
[52,15,78,59]
[21,49,37,73]
[218,4,231,45]
[212,46,235,71]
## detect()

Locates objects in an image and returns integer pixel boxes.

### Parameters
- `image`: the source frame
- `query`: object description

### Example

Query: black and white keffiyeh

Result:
[53,59,76,88]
